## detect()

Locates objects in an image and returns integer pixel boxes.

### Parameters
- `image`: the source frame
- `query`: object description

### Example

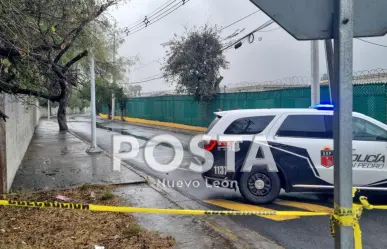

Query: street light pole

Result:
[324,39,334,103]
[311,40,320,106]
[111,22,116,121]
[333,0,354,248]
[47,100,50,120]
[87,51,102,154]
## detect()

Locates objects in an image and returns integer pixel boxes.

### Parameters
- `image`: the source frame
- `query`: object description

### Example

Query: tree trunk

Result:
[96,104,102,114]
[120,107,124,121]
[108,104,112,119]
[57,87,70,131]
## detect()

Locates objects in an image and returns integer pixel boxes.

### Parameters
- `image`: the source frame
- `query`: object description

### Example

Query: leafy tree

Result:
[81,78,128,119]
[113,86,127,120]
[69,90,89,110]
[163,25,228,101]
[0,0,122,130]
[127,85,142,97]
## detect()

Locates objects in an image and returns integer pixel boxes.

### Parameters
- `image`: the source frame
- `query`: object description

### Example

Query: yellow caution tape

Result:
[330,204,363,249]
[359,196,387,210]
[329,188,364,249]
[0,199,330,216]
[4,187,387,249]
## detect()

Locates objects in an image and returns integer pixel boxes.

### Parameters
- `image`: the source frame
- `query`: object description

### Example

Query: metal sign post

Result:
[333,0,354,248]
[249,0,387,248]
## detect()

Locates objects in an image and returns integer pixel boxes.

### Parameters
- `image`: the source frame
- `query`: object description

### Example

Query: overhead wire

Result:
[218,10,261,32]
[124,10,275,84]
[132,60,160,72]
[124,0,179,33]
[356,38,387,48]
[127,10,266,73]
[124,76,164,85]
[140,73,163,80]
[221,19,274,51]
[125,0,191,37]
[120,0,190,38]
[147,0,179,17]
[257,26,281,32]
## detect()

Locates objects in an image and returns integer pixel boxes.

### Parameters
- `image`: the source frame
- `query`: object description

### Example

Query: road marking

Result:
[204,199,299,221]
[275,199,333,213]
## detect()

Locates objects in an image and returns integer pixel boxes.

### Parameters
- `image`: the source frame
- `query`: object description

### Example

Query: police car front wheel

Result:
[238,168,281,204]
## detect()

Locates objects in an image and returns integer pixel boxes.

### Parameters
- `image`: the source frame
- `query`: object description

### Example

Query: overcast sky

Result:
[110,0,387,93]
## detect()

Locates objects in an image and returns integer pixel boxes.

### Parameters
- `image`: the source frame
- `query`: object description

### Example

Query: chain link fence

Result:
[103,69,387,126]
[136,69,387,96]
[104,84,387,127]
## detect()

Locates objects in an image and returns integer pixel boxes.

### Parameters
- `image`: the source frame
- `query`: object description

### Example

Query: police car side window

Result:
[353,117,387,141]
[277,115,332,139]
[224,116,275,135]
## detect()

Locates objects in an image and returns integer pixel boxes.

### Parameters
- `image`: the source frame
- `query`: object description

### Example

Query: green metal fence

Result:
[103,83,387,127]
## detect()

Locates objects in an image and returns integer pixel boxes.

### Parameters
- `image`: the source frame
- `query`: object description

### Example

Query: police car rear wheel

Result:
[238,168,281,204]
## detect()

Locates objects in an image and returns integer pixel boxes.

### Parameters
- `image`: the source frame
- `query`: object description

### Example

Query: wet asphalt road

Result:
[68,117,387,249]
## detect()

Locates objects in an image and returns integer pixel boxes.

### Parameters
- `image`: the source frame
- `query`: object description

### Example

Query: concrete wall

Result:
[40,106,91,118]
[1,94,40,192]
[0,95,90,192]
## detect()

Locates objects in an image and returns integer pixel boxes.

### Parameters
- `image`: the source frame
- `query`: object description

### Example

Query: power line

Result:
[124,76,164,85]
[127,12,267,72]
[124,0,179,33]
[141,73,163,80]
[148,0,179,17]
[257,26,281,32]
[129,22,275,84]
[356,38,387,48]
[121,0,190,38]
[125,0,191,37]
[219,10,261,32]
[132,60,161,72]
[221,20,274,51]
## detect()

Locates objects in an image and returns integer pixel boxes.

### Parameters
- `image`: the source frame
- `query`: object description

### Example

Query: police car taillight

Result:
[204,140,217,151]
[204,140,232,151]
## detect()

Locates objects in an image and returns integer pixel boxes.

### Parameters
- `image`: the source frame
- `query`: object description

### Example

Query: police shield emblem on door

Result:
[321,147,334,168]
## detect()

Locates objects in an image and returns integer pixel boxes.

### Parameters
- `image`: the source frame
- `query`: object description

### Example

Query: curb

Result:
[67,129,283,249]
[98,114,206,134]
[96,118,201,137]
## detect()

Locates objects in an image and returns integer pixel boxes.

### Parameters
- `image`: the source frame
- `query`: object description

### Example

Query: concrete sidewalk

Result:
[11,120,144,191]
[9,119,246,249]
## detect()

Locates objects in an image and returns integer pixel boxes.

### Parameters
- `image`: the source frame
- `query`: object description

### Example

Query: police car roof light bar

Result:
[313,104,334,110]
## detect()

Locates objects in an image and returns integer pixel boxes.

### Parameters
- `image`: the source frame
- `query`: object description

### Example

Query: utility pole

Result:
[310,40,320,106]
[111,22,116,121]
[248,0,386,247]
[324,40,334,103]
[333,0,354,248]
[87,51,101,154]
[47,100,50,120]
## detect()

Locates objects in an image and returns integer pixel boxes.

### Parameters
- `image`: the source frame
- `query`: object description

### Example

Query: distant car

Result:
[202,105,387,204]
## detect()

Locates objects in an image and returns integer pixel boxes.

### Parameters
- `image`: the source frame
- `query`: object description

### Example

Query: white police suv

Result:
[202,105,387,204]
